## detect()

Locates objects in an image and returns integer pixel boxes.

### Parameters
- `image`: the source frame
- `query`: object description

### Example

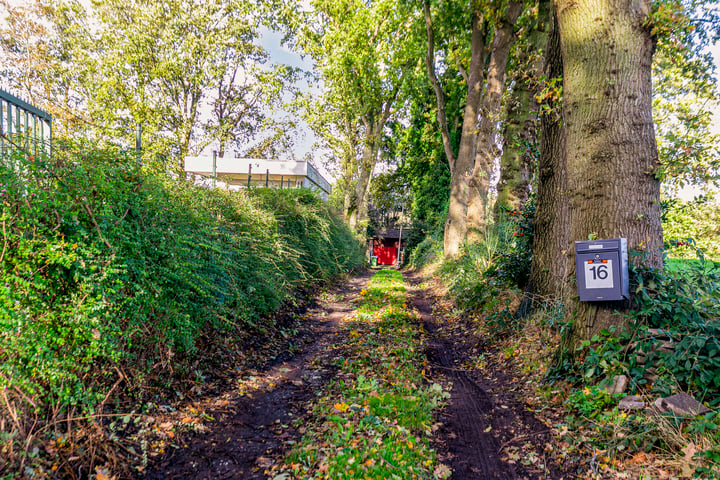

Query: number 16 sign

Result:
[584,260,614,289]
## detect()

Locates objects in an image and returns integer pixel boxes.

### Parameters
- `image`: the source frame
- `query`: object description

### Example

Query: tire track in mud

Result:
[405,272,553,480]
[142,271,372,480]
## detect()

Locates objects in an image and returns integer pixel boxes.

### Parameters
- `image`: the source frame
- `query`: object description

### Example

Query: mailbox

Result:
[575,238,629,301]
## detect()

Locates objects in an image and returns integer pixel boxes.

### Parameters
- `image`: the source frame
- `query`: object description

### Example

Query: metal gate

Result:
[0,88,52,157]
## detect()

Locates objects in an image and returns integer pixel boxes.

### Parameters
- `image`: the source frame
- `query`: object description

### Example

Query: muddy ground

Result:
[142,270,562,480]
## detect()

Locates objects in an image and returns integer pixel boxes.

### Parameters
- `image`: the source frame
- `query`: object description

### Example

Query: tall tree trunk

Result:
[495,74,537,212]
[466,0,523,244]
[424,3,487,257]
[527,1,568,300]
[496,0,551,212]
[349,121,381,230]
[344,187,355,224]
[557,0,662,349]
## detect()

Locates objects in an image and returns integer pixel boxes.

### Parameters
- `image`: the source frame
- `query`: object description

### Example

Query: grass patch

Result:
[665,257,720,275]
[275,269,450,479]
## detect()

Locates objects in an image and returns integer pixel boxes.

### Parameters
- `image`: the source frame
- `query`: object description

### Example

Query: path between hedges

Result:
[142,270,556,480]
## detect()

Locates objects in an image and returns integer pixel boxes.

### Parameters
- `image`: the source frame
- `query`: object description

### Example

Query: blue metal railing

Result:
[0,88,52,157]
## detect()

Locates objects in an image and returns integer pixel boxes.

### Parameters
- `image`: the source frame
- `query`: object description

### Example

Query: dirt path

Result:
[143,269,559,479]
[405,271,559,480]
[142,271,371,480]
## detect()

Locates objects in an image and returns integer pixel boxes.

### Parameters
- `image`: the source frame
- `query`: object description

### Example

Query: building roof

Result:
[372,228,412,239]
[184,156,332,196]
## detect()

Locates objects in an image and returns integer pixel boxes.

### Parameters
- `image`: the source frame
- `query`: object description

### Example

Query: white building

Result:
[184,156,332,200]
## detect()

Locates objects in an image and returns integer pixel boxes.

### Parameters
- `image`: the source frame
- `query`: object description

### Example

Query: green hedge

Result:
[0,143,363,411]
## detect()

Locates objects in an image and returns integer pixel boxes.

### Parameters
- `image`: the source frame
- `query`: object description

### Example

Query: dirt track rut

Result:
[406,272,555,480]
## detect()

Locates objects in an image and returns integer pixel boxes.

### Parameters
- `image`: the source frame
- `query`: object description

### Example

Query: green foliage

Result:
[631,262,720,401]
[649,0,720,192]
[662,195,720,259]
[0,143,362,417]
[436,197,534,323]
[0,0,297,165]
[565,385,618,419]
[391,86,454,236]
[296,0,423,224]
[407,234,443,270]
[490,197,535,289]
[251,188,365,283]
[440,240,506,314]
[551,258,720,405]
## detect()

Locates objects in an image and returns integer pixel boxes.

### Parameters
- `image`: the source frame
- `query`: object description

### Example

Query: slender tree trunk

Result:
[350,122,380,230]
[342,164,356,225]
[527,1,569,301]
[466,0,523,244]
[557,0,662,349]
[344,189,355,223]
[425,6,486,257]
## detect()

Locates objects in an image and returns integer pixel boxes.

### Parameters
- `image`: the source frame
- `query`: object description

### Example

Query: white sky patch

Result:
[711,41,720,136]
[257,26,324,168]
[675,41,720,201]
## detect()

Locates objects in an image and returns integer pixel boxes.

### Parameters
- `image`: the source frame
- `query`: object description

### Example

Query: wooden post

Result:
[280,175,284,188]
[266,169,269,187]
[247,163,252,188]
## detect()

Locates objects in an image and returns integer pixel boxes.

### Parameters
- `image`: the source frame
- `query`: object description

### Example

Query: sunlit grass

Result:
[277,270,450,479]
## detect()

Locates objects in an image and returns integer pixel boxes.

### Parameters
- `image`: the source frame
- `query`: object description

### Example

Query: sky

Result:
[257,26,320,163]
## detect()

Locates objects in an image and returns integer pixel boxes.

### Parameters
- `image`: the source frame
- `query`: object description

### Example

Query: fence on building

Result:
[0,88,52,157]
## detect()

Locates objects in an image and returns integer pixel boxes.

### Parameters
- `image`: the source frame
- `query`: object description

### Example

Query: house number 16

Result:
[584,260,614,289]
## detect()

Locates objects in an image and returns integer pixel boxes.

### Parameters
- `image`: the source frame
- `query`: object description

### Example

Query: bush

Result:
[435,198,534,323]
[662,195,720,260]
[407,233,443,269]
[553,257,720,404]
[0,142,363,473]
[491,197,534,288]
[630,260,720,401]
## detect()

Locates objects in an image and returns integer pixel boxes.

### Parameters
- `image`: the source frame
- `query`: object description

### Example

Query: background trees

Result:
[294,0,422,229]
[0,0,298,169]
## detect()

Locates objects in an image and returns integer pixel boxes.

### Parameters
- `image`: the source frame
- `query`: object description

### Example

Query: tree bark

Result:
[496,0,551,212]
[557,0,662,348]
[466,0,523,244]
[350,103,394,230]
[424,5,486,257]
[495,75,537,212]
[527,1,569,301]
[350,132,378,229]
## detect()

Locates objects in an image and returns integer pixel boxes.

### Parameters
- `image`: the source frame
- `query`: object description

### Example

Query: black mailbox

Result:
[575,238,629,301]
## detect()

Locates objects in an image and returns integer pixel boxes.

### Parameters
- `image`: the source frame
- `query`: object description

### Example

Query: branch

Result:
[454,49,469,84]
[81,201,114,252]
[423,0,457,170]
